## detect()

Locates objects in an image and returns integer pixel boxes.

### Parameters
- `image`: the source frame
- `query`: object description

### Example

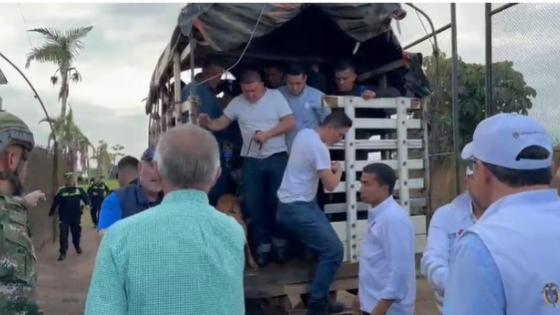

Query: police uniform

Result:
[0,111,40,314]
[443,113,560,315]
[87,181,109,226]
[49,174,89,260]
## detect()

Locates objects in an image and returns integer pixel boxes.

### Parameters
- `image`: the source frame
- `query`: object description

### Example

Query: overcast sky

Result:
[0,3,558,160]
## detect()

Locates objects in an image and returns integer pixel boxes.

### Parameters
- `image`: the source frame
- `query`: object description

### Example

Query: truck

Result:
[144,3,432,314]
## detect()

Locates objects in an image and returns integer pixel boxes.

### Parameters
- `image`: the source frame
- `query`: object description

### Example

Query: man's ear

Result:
[213,167,222,186]
[7,149,19,172]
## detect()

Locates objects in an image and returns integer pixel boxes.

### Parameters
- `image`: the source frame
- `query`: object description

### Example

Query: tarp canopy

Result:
[146,3,409,111]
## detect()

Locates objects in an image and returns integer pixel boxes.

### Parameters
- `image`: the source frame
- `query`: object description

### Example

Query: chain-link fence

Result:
[491,3,560,145]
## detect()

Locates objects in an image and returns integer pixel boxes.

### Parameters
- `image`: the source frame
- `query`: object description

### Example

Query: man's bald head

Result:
[154,125,220,191]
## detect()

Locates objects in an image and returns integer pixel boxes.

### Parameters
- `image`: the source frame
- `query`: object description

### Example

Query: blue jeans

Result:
[242,152,288,254]
[277,200,344,300]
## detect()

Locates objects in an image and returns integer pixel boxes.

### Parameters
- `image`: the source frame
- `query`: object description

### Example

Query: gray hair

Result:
[154,125,220,189]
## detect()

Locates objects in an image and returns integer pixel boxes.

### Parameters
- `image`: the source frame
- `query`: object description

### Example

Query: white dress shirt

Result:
[420,192,477,312]
[359,196,416,315]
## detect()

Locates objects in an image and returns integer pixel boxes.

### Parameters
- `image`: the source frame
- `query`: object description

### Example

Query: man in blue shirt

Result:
[279,63,331,150]
[443,113,560,315]
[97,147,163,232]
[182,57,242,206]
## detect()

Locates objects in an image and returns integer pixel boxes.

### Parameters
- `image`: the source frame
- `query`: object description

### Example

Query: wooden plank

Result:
[331,216,427,240]
[338,159,424,171]
[323,197,426,214]
[329,139,424,150]
[331,178,425,193]
[353,118,422,129]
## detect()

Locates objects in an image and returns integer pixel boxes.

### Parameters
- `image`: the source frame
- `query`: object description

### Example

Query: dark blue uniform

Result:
[87,182,109,226]
[50,186,89,255]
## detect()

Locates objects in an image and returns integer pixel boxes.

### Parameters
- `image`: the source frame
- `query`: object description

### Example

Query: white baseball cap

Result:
[461,113,552,170]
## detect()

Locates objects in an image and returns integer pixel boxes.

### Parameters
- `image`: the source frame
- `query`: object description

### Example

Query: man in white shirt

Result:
[420,165,485,313]
[358,163,416,315]
[199,69,296,267]
[276,111,352,315]
[443,113,560,315]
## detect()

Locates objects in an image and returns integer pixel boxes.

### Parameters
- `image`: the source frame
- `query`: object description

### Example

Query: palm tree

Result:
[42,106,94,172]
[94,140,114,178]
[26,26,93,118]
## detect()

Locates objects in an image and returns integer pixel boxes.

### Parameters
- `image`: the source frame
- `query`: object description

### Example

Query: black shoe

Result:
[76,247,82,254]
[306,298,328,315]
[58,253,66,261]
[256,252,271,267]
[327,301,345,313]
[274,247,288,264]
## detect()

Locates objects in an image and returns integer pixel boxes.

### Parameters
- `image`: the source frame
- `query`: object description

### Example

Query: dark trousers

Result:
[277,200,343,300]
[90,201,102,226]
[59,221,81,254]
[242,152,288,254]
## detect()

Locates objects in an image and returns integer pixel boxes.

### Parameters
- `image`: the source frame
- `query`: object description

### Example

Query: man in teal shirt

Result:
[85,125,245,315]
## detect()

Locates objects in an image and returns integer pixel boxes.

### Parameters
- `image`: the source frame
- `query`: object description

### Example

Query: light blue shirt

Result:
[359,196,416,314]
[442,233,505,315]
[421,192,476,312]
[85,190,245,315]
[278,85,330,150]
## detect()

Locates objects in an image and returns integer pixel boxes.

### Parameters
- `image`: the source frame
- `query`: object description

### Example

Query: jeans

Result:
[277,200,344,300]
[59,221,81,254]
[242,152,288,254]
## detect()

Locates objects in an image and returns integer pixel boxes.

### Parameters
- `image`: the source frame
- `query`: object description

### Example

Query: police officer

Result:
[444,113,560,315]
[0,110,41,314]
[49,172,89,261]
[87,176,109,227]
[421,167,485,313]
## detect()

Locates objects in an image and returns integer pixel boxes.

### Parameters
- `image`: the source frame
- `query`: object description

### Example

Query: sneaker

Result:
[58,253,66,261]
[76,247,83,254]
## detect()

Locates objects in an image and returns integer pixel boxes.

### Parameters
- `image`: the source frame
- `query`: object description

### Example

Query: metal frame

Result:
[343,97,358,263]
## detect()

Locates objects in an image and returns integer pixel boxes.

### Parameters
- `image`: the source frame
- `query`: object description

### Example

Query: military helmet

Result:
[0,111,34,153]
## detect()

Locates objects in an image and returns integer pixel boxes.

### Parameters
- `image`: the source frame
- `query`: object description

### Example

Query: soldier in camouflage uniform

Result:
[0,110,40,314]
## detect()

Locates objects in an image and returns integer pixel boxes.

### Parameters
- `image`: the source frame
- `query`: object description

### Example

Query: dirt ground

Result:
[34,216,438,315]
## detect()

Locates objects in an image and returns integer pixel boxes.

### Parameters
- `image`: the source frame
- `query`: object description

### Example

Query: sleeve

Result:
[223,99,238,120]
[79,188,90,205]
[379,216,416,301]
[421,207,452,292]
[442,233,506,315]
[49,191,61,215]
[275,91,293,118]
[84,233,127,315]
[311,139,331,171]
[97,193,122,231]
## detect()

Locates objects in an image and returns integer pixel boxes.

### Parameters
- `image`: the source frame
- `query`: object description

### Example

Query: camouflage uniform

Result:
[0,111,40,314]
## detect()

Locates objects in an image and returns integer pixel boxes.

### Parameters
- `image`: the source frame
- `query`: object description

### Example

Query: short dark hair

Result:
[239,69,263,84]
[483,145,552,187]
[203,55,225,69]
[334,60,356,73]
[321,111,353,129]
[285,63,306,76]
[117,155,139,171]
[362,163,397,194]
[264,62,285,72]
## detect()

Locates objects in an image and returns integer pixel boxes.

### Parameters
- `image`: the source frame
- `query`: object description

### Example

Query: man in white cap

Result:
[443,113,560,315]
[421,166,485,313]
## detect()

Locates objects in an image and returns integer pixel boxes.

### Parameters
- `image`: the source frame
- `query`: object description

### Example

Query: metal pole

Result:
[450,3,461,196]
[485,3,493,117]
[403,24,451,50]
[0,51,60,242]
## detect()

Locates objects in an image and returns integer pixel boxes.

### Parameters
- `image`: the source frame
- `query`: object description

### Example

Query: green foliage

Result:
[424,53,537,154]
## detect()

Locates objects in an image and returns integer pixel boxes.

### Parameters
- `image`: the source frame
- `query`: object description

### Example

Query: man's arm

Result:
[198,114,232,132]
[48,191,61,216]
[255,114,296,144]
[421,207,452,292]
[374,218,415,315]
[443,233,506,315]
[319,162,343,192]
[97,193,122,232]
[85,233,127,314]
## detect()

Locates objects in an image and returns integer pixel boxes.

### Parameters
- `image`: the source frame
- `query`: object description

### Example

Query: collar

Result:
[480,189,558,221]
[162,189,209,206]
[367,195,395,225]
